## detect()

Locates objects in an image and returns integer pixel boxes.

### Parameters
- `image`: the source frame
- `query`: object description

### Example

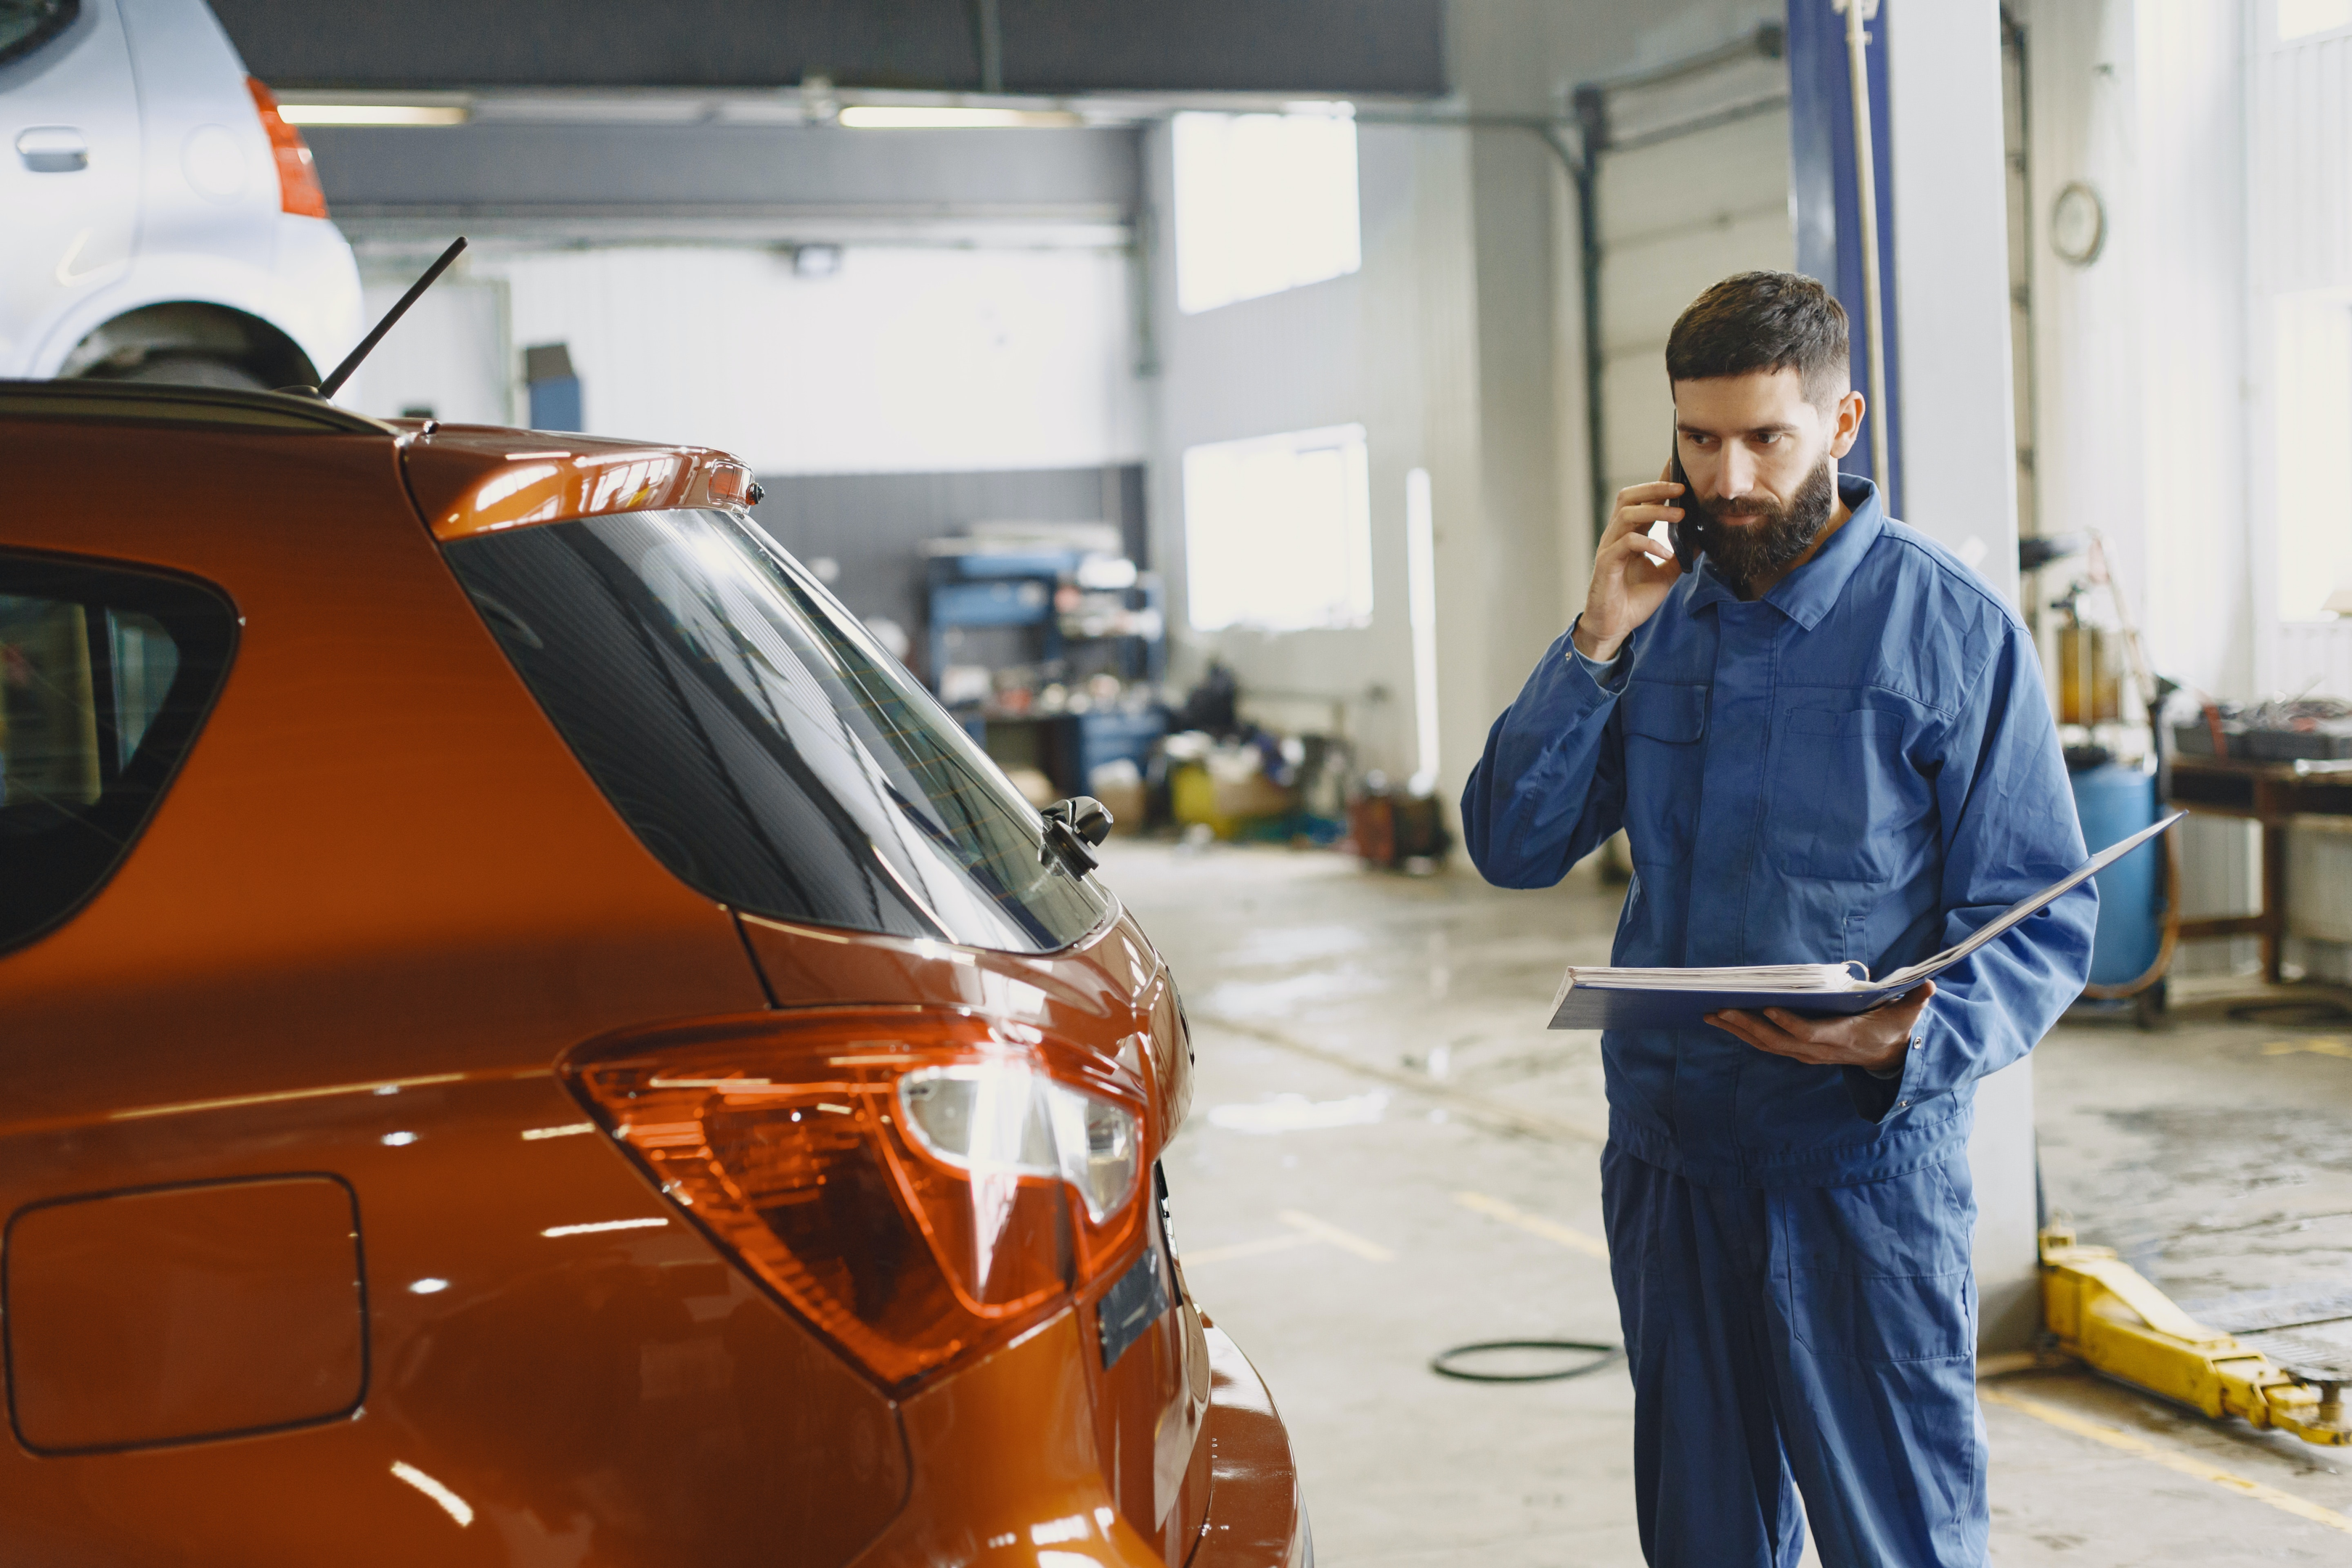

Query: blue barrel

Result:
[2070,763,2163,987]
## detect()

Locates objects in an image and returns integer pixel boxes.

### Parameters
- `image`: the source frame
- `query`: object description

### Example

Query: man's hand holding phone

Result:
[1574,466,1687,663]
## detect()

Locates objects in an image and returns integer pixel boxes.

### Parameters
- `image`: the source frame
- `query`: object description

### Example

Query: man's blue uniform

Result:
[1462,479,2094,1567]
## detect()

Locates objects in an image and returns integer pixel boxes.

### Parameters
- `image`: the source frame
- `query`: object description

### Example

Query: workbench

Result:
[2166,756,2352,981]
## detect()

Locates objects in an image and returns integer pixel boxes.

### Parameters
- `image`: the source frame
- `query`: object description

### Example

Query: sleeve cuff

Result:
[1566,618,1630,693]
[1843,1016,1932,1123]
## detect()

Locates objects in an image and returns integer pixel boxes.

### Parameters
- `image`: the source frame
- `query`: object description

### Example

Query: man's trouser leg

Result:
[1603,1143,1805,1568]
[1601,1143,1988,1568]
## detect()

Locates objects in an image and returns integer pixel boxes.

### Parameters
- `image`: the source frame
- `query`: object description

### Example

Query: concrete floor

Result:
[1098,836,2352,1566]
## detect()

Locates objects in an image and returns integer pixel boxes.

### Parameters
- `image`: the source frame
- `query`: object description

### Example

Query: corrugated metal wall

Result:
[1593,109,1794,502]
[2251,9,2352,296]
[2250,5,2352,688]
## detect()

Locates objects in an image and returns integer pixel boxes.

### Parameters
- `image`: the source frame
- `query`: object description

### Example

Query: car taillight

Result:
[246,78,329,219]
[565,1006,1147,1389]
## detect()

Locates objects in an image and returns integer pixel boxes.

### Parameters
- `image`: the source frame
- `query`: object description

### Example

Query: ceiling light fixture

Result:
[276,105,469,128]
[838,106,1080,129]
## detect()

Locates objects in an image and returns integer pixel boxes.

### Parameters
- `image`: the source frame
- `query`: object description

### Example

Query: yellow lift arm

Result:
[2038,1224,2348,1447]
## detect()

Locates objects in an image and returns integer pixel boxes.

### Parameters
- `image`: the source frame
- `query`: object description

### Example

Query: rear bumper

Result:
[845,1312,1306,1568]
[1191,1326,1310,1568]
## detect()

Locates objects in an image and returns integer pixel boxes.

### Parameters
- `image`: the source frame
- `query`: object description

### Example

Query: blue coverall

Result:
[1461,478,2095,1568]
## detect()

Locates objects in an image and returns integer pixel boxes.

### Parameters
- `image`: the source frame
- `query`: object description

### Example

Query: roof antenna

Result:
[284,236,467,400]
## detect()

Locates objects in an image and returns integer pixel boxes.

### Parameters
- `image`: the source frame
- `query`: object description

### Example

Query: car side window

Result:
[0,552,237,952]
[0,0,77,66]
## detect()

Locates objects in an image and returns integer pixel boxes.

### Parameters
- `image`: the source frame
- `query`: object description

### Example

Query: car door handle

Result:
[17,126,89,173]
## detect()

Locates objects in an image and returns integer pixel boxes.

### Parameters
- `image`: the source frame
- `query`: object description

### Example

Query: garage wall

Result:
[337,275,513,425]
[1143,120,1469,780]
[343,244,1147,475]
[1144,1,1792,796]
[1593,111,1794,502]
[2017,0,2254,701]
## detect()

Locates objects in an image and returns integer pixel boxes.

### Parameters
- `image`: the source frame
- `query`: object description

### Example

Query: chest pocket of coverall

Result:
[1773,706,1919,882]
[1620,682,1707,867]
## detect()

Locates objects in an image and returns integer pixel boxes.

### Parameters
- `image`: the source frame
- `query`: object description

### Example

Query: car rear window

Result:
[0,1,75,67]
[1,553,237,952]
[444,507,1113,954]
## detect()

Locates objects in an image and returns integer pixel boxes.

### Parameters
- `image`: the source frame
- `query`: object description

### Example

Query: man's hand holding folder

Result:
[1707,980,1936,1073]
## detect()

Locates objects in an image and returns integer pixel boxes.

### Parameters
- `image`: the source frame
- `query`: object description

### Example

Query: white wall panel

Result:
[2020,0,2256,700]
[446,245,1146,475]
[1598,206,1795,356]
[1591,113,1792,505]
[1600,351,1678,494]
[1145,120,1466,783]
[340,275,513,426]
[2250,5,2352,688]
[2252,16,2352,296]
[1593,110,1789,248]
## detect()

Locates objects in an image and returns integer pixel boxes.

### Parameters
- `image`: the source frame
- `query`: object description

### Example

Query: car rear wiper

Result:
[1039,796,1113,875]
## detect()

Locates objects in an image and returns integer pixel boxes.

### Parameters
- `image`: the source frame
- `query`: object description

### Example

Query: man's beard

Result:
[1695,456,1838,594]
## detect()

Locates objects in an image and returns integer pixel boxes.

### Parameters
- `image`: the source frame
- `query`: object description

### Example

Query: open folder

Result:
[1547,812,2184,1032]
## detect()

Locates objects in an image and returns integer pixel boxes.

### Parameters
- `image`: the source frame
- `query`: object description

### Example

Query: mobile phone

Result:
[1667,441,1707,576]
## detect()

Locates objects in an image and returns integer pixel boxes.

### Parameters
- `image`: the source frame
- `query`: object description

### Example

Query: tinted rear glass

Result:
[0,1,75,65]
[1,553,237,951]
[445,508,1112,953]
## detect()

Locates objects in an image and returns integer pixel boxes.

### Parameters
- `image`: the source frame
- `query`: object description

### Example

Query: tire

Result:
[100,354,273,391]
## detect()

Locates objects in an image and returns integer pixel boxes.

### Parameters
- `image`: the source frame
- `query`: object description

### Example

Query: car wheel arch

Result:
[57,300,317,391]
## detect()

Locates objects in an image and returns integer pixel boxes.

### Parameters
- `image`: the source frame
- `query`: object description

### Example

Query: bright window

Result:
[2274,295,2352,619]
[2279,0,2352,41]
[1183,425,1373,632]
[1172,110,1362,315]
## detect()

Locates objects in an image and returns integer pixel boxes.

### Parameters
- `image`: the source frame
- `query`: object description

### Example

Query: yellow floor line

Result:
[1454,1191,1611,1260]
[1277,1208,1397,1262]
[1980,1385,2352,1535]
[2263,1037,2352,1060]
[1180,1232,1320,1267]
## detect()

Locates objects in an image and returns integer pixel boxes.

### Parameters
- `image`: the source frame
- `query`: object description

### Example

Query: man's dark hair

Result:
[1665,271,1850,409]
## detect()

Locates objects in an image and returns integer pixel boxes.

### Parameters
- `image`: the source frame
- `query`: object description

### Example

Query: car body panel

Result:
[7,1174,367,1454]
[0,1074,910,1564]
[0,420,764,1116]
[1193,1329,1312,1568]
[1,0,143,364]
[0,388,1297,1566]
[30,212,365,380]
[118,0,274,271]
[3,0,363,381]
[401,422,756,543]
[846,1310,1160,1567]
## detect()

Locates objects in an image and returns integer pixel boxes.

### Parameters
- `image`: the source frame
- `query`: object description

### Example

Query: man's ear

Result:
[1826,390,1865,460]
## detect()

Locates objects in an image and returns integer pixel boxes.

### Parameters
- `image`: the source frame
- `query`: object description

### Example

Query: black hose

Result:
[1429,1338,1622,1384]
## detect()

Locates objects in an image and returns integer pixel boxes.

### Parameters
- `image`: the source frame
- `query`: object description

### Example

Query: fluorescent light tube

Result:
[838,106,1079,129]
[277,105,469,127]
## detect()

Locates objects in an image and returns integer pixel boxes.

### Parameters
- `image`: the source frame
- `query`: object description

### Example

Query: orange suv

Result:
[0,380,1308,1567]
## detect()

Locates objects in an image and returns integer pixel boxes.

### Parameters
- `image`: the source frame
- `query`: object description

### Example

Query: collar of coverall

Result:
[1686,474,1885,631]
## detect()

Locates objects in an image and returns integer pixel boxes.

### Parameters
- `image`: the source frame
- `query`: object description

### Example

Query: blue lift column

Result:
[1788,0,2044,1352]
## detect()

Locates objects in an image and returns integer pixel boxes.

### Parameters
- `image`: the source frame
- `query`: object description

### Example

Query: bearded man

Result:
[1461,271,2094,1568]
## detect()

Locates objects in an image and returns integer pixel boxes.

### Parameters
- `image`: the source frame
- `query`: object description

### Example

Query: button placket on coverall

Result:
[1461,479,2096,1568]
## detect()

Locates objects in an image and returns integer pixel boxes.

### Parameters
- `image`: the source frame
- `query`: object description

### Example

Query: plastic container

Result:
[2070,761,2163,987]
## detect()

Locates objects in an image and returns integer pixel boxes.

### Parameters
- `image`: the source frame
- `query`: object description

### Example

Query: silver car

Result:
[1,0,361,388]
